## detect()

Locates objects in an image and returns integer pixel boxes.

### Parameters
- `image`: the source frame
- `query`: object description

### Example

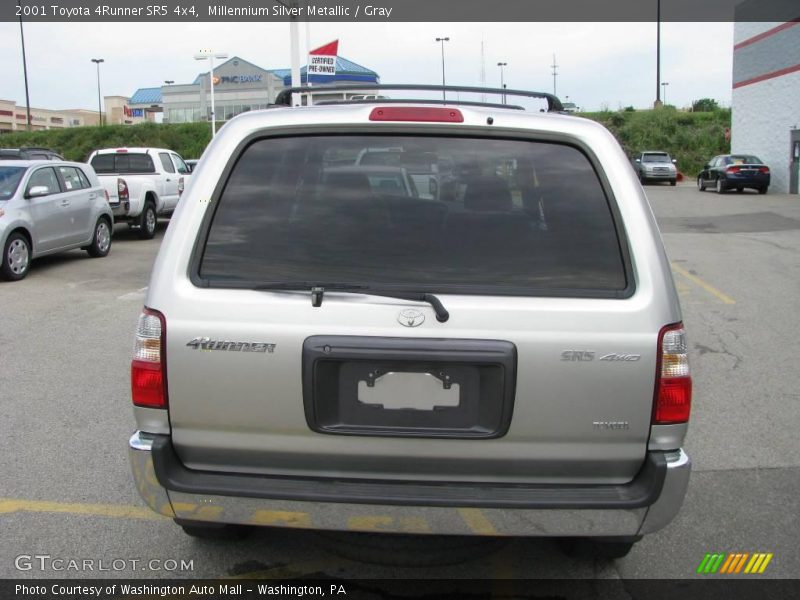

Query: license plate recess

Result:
[302,336,516,439]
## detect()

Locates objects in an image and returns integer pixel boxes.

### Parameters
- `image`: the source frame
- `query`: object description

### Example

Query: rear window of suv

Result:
[198,135,628,296]
[90,153,156,174]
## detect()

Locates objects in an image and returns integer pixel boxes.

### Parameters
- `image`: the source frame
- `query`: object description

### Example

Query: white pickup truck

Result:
[87,147,192,239]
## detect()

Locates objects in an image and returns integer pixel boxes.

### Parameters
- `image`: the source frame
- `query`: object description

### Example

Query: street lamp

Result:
[661,81,669,106]
[435,37,449,101]
[194,49,228,136]
[91,58,104,126]
[164,80,174,85]
[497,62,507,104]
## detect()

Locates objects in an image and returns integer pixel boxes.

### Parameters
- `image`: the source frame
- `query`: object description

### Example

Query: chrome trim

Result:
[129,431,155,451]
[639,448,691,534]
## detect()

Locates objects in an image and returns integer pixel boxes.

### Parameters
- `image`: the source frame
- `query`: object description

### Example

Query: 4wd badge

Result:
[398,309,425,327]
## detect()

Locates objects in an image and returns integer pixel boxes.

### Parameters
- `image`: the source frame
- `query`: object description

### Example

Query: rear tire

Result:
[175,519,253,540]
[759,186,768,195]
[715,178,726,194]
[86,218,112,258]
[1,232,31,281]
[138,202,157,240]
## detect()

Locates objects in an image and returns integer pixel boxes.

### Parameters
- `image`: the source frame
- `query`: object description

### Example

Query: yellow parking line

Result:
[457,508,499,535]
[671,263,736,304]
[0,497,166,520]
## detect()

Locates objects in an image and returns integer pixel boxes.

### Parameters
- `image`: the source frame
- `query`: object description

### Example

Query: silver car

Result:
[0,161,113,281]
[128,87,692,559]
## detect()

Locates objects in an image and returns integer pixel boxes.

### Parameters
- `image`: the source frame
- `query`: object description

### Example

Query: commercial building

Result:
[107,55,380,126]
[0,99,101,133]
[732,20,800,194]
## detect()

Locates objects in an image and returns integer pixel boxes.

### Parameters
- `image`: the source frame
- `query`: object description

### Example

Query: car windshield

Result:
[0,166,26,200]
[642,153,671,162]
[199,135,628,295]
[725,155,763,165]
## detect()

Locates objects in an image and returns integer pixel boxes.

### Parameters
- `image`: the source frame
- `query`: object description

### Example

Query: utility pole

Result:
[17,0,32,131]
[551,53,558,97]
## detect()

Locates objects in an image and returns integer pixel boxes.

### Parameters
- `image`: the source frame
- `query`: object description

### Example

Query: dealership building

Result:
[106,55,380,127]
[0,99,101,133]
[732,20,800,194]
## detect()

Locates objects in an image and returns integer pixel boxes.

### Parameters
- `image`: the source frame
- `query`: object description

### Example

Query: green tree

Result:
[692,98,719,112]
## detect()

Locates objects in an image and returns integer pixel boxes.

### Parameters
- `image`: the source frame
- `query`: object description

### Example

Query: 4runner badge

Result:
[398,309,425,327]
[186,337,276,353]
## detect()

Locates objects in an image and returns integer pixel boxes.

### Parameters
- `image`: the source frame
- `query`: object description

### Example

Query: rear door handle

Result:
[60,200,70,207]
[165,178,172,182]
[88,192,98,200]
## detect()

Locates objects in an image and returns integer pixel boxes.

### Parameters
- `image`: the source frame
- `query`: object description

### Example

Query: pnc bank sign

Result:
[212,74,263,85]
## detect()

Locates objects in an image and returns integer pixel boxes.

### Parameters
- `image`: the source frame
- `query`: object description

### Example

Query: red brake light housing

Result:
[758,167,769,174]
[369,106,464,123]
[653,323,692,424]
[726,166,741,173]
[118,178,129,202]
[131,307,168,409]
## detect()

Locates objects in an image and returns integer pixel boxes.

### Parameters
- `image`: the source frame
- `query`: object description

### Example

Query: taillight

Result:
[653,323,692,424]
[758,167,769,174]
[369,106,464,123]
[118,178,129,202]
[131,308,167,409]
[178,176,185,197]
[104,189,110,202]
[726,166,740,173]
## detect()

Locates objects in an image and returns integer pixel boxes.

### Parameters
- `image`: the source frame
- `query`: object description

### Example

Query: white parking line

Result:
[117,287,148,301]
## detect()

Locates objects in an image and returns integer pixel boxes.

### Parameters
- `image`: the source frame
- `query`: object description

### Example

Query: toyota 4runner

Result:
[128,86,692,558]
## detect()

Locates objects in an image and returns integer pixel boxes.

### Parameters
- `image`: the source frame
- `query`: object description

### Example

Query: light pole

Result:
[435,37,449,101]
[497,62,507,104]
[656,0,662,106]
[164,80,174,85]
[194,49,228,136]
[18,0,31,131]
[661,82,669,106]
[91,58,104,126]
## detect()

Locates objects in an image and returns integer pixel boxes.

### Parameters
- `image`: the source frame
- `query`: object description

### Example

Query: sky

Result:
[0,21,733,112]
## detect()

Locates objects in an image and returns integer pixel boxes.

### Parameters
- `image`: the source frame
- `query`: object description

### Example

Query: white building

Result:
[732,21,800,194]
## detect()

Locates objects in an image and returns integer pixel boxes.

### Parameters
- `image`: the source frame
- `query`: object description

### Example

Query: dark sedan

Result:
[697,154,770,194]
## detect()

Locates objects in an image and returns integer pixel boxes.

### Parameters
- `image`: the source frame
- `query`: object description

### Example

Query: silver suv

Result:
[128,86,692,558]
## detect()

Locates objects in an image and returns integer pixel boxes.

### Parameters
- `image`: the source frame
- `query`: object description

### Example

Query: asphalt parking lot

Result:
[2,184,799,583]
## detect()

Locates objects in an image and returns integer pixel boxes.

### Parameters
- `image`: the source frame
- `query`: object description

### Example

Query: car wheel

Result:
[86,218,112,258]
[736,186,744,193]
[670,179,677,186]
[759,186,768,195]
[697,177,706,192]
[1,232,31,281]
[715,177,726,194]
[175,519,252,540]
[138,202,157,240]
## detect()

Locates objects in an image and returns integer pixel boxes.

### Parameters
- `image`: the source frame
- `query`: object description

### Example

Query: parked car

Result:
[87,147,192,239]
[633,151,677,186]
[0,147,64,161]
[0,161,113,281]
[127,87,692,559]
[697,154,770,194]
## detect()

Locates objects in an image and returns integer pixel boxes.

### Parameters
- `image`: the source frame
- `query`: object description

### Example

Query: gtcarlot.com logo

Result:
[697,552,773,574]
[14,554,194,572]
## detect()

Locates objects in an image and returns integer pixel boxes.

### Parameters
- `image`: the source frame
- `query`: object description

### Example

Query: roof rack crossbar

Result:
[312,98,525,111]
[274,84,563,112]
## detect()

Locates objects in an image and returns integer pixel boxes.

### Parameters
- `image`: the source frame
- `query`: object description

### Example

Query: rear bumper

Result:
[129,432,691,537]
[109,201,131,219]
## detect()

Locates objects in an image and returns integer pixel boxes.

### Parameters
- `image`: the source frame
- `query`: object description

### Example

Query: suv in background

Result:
[633,151,678,186]
[127,86,692,559]
[0,147,64,161]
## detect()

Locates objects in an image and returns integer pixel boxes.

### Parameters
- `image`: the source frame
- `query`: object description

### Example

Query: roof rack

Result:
[274,84,563,112]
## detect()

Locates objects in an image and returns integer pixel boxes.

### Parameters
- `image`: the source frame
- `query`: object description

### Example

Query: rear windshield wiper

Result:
[253,282,449,323]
